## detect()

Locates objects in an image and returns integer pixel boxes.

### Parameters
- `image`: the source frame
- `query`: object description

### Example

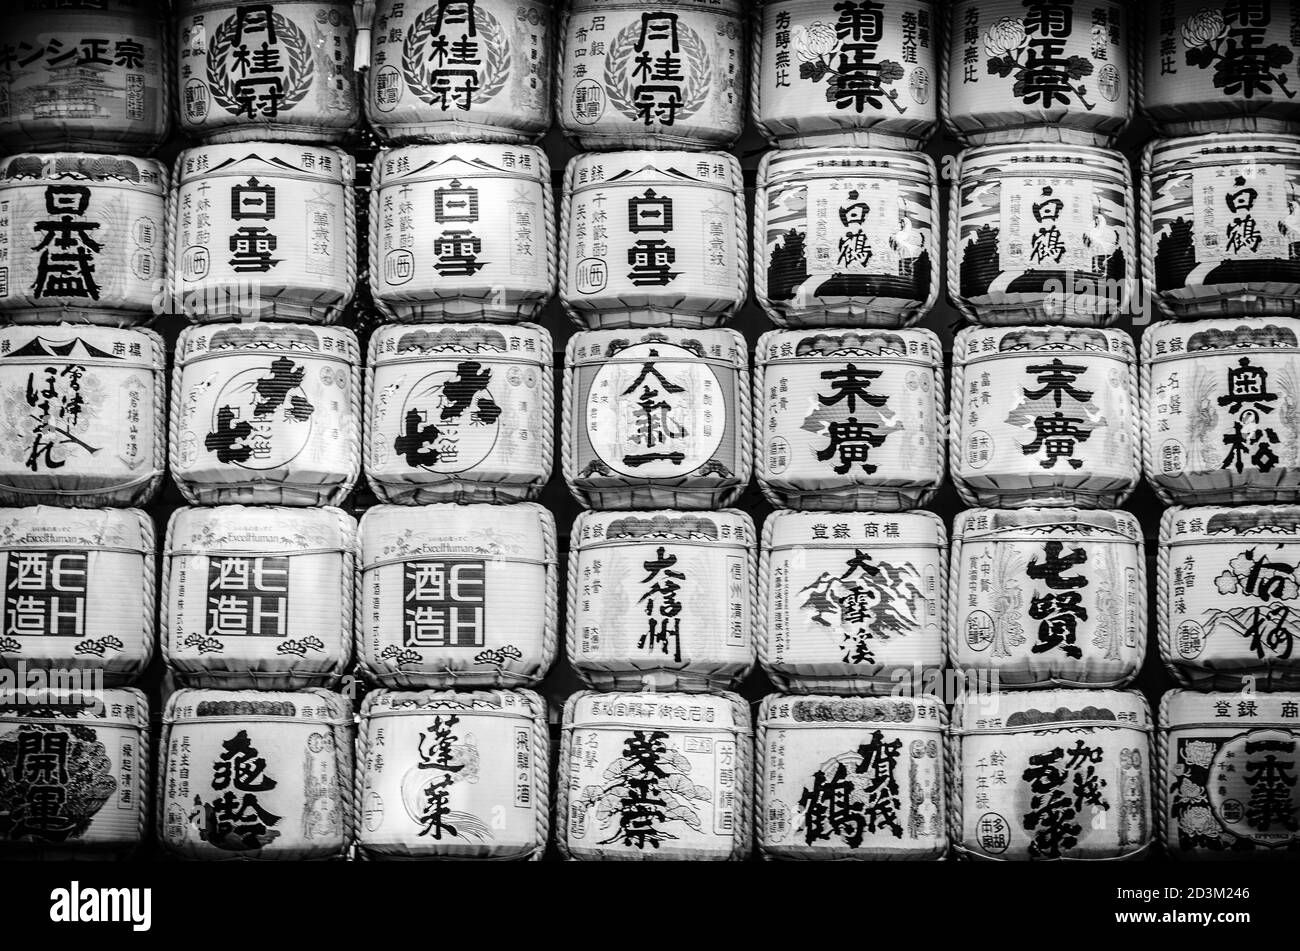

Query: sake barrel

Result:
[162,505,356,690]
[560,151,745,329]
[757,693,947,860]
[0,325,164,508]
[951,325,1140,508]
[171,143,356,323]
[356,689,550,860]
[158,688,352,860]
[568,509,756,692]
[366,0,553,144]
[1143,2,1300,137]
[557,689,752,860]
[1144,135,1300,318]
[754,327,944,511]
[951,143,1135,326]
[951,688,1153,861]
[557,0,746,151]
[174,0,359,144]
[0,506,154,686]
[0,153,167,326]
[759,510,946,695]
[365,323,553,504]
[356,503,557,689]
[755,147,939,328]
[0,688,148,857]
[370,144,555,323]
[1159,689,1300,860]
[1142,318,1300,506]
[564,328,752,509]
[942,0,1131,147]
[1,0,170,154]
[949,508,1147,689]
[1159,506,1300,692]
[170,323,361,506]
[752,0,937,150]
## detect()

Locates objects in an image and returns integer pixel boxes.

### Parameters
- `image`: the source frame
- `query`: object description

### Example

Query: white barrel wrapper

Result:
[162,505,356,690]
[949,508,1146,688]
[170,323,361,506]
[942,0,1131,147]
[557,0,746,151]
[755,327,944,511]
[356,688,550,860]
[1142,3,1300,137]
[1,0,171,154]
[560,150,745,329]
[171,143,356,323]
[366,323,553,504]
[568,509,756,692]
[760,510,946,695]
[951,688,1153,861]
[0,688,149,856]
[0,325,164,508]
[755,146,940,328]
[757,693,947,860]
[564,328,752,509]
[366,0,553,144]
[1144,134,1300,318]
[158,688,353,860]
[174,0,359,144]
[951,325,1139,508]
[1142,318,1300,506]
[0,153,167,325]
[369,144,555,323]
[950,143,1135,326]
[356,503,557,689]
[751,0,938,151]
[0,506,154,685]
[1159,505,1300,692]
[558,689,752,860]
[1159,689,1300,861]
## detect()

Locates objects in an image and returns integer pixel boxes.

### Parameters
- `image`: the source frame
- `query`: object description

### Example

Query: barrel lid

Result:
[0,325,164,369]
[759,693,947,730]
[573,509,753,548]
[177,143,354,184]
[1150,133,1300,167]
[760,146,934,186]
[1143,317,1300,356]
[168,504,355,553]
[0,506,152,552]
[954,688,1152,733]
[566,689,750,734]
[1161,689,1300,729]
[960,142,1129,176]
[374,144,548,186]
[0,153,168,191]
[567,150,741,191]
[177,323,360,363]
[567,328,747,369]
[361,688,542,720]
[953,507,1142,542]
[765,509,945,550]
[0,687,147,728]
[369,323,551,368]
[956,325,1135,363]
[757,327,941,366]
[164,687,348,725]
[358,502,549,567]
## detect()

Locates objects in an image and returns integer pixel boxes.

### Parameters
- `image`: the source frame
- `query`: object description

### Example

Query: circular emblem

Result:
[965,610,993,651]
[909,67,930,105]
[976,812,1011,854]
[1097,64,1120,102]
[603,20,710,125]
[570,78,606,124]
[586,342,726,478]
[205,10,314,121]
[396,366,502,474]
[402,4,510,110]
[1175,620,1205,660]
[373,64,402,112]
[1207,728,1300,847]
[364,792,385,832]
[206,359,317,470]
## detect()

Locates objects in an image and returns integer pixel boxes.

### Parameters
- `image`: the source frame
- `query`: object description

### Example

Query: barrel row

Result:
[3,686,1291,861]
[11,2,1300,155]
[6,499,1299,696]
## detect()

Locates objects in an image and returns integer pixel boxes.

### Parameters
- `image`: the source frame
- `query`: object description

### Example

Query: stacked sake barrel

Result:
[350,0,559,861]
[745,1,950,861]
[0,0,171,858]
[552,0,757,861]
[942,1,1157,861]
[1138,2,1300,861]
